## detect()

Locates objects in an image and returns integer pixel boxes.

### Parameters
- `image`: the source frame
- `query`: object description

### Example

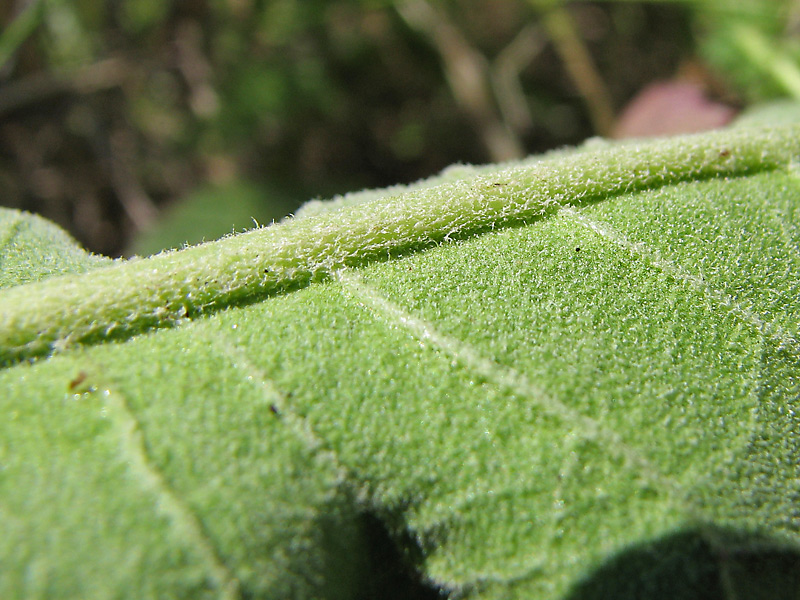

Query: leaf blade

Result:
[2,118,800,598]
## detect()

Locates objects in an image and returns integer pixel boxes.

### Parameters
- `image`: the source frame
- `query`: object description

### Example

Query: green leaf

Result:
[128,180,299,257]
[2,115,800,599]
[694,0,800,102]
[0,208,112,290]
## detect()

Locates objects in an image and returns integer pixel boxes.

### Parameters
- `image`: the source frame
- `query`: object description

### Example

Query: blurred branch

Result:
[491,23,545,134]
[538,3,614,136]
[0,52,158,232]
[396,0,524,161]
[0,57,129,116]
[0,0,44,73]
[108,127,159,232]
[731,22,800,99]
[174,21,219,119]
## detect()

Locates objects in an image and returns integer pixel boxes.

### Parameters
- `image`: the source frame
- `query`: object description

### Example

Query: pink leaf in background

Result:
[612,80,737,139]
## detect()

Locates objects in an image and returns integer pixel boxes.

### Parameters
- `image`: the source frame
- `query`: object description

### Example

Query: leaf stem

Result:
[1,124,799,364]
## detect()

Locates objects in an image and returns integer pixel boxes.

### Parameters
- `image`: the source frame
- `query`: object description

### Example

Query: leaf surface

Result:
[2,117,800,599]
[0,208,112,290]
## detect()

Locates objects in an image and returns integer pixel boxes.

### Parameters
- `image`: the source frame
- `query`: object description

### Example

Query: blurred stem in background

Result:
[396,0,525,161]
[491,22,545,139]
[534,1,615,136]
[395,0,616,158]
[730,22,800,99]
[0,0,44,72]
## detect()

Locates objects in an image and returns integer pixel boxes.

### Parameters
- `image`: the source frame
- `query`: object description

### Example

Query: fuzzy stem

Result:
[1,124,799,364]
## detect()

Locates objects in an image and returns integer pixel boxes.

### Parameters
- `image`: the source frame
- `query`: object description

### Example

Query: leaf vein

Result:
[336,270,686,503]
[102,386,241,599]
[215,333,351,488]
[562,206,799,352]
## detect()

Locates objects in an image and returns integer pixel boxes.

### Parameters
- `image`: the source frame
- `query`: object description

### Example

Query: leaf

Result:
[611,80,736,139]
[0,208,112,291]
[2,115,800,599]
[128,179,300,256]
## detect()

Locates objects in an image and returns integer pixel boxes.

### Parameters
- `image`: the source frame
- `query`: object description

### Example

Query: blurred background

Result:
[0,0,797,257]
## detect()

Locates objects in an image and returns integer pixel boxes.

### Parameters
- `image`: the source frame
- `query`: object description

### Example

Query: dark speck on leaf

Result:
[68,371,88,391]
[68,370,96,394]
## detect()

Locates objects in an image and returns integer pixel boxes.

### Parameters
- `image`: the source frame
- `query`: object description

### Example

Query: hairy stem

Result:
[1,124,799,364]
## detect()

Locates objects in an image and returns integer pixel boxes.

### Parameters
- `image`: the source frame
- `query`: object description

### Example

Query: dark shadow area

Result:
[356,511,449,600]
[565,527,800,600]
[245,496,448,600]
